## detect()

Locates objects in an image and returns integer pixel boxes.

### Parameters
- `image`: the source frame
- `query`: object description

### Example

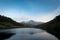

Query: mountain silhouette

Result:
[21,20,44,25]
[0,15,24,29]
[35,15,60,39]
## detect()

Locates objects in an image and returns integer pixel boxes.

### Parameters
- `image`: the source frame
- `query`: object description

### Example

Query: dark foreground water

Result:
[0,28,59,40]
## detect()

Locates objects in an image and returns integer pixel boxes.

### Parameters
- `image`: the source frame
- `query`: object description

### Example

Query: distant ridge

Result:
[21,20,44,26]
[35,15,60,39]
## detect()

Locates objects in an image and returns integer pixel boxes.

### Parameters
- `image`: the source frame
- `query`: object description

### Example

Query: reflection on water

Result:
[0,28,59,40]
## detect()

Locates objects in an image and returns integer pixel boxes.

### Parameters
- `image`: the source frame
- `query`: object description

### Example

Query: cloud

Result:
[13,7,60,22]
[36,7,60,22]
[0,6,60,22]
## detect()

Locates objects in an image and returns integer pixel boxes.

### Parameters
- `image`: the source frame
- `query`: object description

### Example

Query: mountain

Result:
[21,20,44,26]
[35,15,60,39]
[0,15,24,29]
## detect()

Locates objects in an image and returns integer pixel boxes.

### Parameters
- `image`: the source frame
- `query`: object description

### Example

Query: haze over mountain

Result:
[21,20,44,26]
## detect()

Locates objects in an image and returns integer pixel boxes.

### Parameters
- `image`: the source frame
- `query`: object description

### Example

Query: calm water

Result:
[0,28,58,40]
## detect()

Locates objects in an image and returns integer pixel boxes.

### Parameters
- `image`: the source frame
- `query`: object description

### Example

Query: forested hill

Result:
[35,15,60,39]
[0,15,24,29]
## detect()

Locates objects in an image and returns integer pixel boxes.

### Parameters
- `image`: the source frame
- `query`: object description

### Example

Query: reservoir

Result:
[0,28,58,40]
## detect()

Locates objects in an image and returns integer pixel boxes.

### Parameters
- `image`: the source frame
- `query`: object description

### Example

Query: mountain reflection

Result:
[0,28,58,40]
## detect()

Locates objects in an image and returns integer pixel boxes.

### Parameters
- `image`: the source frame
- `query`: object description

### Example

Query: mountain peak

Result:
[29,20,35,22]
[21,20,44,26]
[54,15,60,21]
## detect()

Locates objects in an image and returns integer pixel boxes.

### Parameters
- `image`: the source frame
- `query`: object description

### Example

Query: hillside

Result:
[35,15,60,39]
[0,15,24,29]
[0,15,43,29]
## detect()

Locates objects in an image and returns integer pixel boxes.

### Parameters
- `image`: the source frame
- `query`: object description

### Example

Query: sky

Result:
[0,0,60,22]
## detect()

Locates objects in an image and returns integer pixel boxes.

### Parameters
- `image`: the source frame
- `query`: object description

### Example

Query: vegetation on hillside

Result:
[35,15,60,39]
[0,15,24,29]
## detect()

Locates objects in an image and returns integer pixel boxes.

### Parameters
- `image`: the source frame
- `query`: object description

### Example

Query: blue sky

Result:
[0,0,60,22]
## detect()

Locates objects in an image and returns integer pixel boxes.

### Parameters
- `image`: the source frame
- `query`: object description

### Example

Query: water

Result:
[0,28,59,40]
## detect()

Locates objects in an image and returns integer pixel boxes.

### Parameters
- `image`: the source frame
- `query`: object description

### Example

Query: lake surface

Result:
[0,28,58,40]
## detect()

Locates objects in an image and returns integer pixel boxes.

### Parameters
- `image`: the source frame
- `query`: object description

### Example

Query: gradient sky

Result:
[0,0,60,22]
